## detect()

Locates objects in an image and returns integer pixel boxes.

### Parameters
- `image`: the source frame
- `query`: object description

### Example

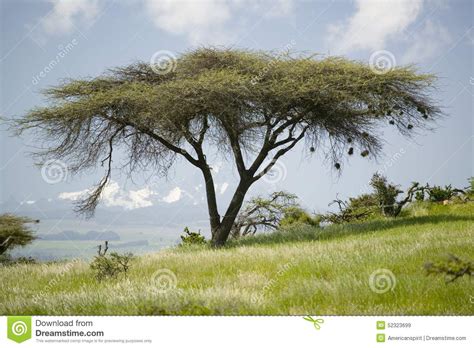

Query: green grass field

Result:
[1,202,473,315]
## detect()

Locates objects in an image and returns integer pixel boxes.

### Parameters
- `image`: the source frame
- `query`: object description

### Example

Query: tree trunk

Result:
[201,167,221,239]
[0,236,13,256]
[211,179,251,246]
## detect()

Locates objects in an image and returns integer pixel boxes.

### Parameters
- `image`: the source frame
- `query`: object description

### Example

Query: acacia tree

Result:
[231,191,299,238]
[0,214,38,256]
[15,48,440,246]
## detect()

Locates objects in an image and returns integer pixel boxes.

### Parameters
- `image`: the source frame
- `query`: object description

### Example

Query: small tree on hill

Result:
[231,191,300,238]
[0,214,38,256]
[14,48,441,246]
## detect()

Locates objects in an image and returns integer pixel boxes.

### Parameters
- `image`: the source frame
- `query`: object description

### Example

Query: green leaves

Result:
[16,48,441,222]
[425,254,473,283]
[0,214,38,256]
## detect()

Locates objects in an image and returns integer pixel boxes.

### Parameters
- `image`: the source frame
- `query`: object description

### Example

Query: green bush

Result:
[280,207,320,227]
[426,185,456,202]
[370,173,403,216]
[90,251,133,281]
[320,198,374,224]
[424,254,473,283]
[415,191,425,202]
[0,256,37,266]
[467,177,473,197]
[347,193,379,216]
[322,174,426,223]
[180,227,207,246]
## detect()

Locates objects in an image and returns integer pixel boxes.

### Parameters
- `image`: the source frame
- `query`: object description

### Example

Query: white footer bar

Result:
[1,316,472,347]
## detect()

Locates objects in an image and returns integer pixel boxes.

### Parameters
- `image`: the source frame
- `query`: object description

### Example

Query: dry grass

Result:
[0,202,473,315]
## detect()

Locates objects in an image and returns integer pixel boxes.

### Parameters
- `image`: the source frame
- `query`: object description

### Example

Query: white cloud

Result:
[59,189,89,201]
[124,186,155,209]
[402,20,451,63]
[162,187,182,203]
[144,0,231,45]
[327,0,424,53]
[41,0,101,36]
[143,0,294,45]
[36,0,293,43]
[59,180,155,210]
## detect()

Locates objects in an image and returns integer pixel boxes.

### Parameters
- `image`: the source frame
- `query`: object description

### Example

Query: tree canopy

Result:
[0,214,38,256]
[15,48,441,245]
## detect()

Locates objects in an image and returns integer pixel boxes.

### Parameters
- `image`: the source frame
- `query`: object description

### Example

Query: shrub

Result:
[322,174,426,223]
[415,191,425,202]
[468,177,474,198]
[426,185,456,202]
[180,227,207,246]
[90,241,133,281]
[370,174,426,217]
[424,254,473,283]
[0,254,10,264]
[320,197,373,224]
[0,214,38,256]
[347,193,379,216]
[370,173,404,216]
[231,191,303,238]
[280,207,320,228]
[0,255,37,266]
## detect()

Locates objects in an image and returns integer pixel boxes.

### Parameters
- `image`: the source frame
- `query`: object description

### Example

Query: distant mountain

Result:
[40,230,121,241]
[0,196,74,219]
[110,240,149,248]
[0,195,209,227]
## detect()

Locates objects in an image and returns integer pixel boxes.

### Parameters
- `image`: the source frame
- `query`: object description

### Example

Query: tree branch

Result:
[75,126,123,216]
[252,126,308,182]
[102,115,201,167]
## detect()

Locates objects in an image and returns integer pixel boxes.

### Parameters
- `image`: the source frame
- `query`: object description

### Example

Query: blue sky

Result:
[0,0,473,223]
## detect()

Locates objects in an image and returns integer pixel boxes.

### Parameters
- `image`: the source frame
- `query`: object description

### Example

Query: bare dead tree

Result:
[97,241,109,256]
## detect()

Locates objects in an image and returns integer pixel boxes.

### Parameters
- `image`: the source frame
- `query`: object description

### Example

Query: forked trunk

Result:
[211,180,251,247]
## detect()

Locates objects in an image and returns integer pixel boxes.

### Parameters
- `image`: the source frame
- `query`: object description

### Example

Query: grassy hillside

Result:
[1,202,473,315]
